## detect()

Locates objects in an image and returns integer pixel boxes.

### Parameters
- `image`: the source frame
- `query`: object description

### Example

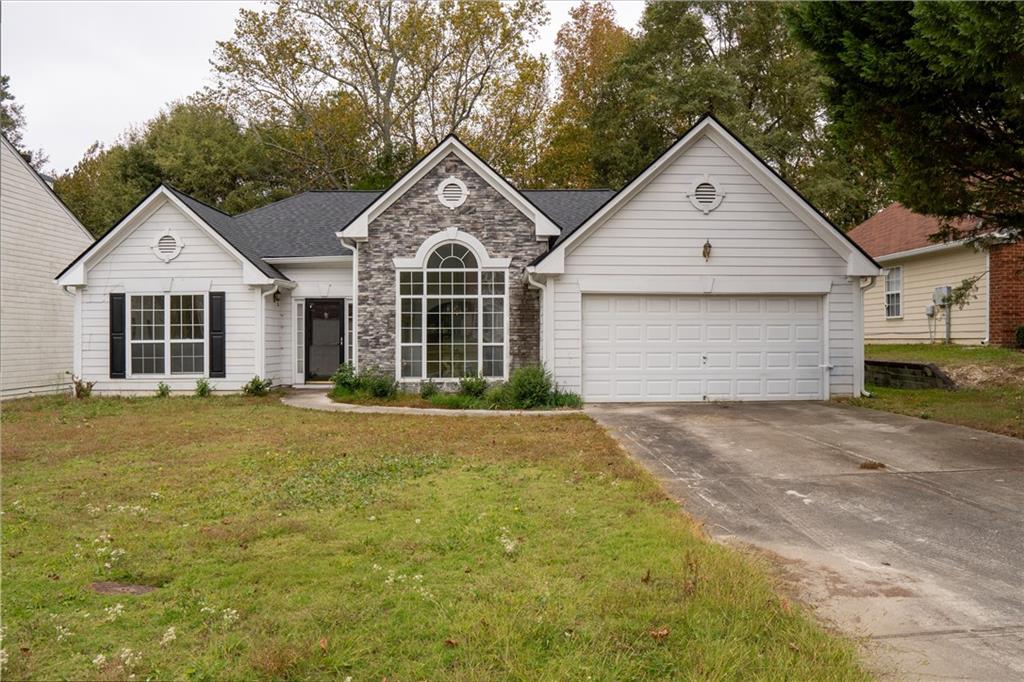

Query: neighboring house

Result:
[56,115,879,401]
[849,203,1023,346]
[1,135,94,399]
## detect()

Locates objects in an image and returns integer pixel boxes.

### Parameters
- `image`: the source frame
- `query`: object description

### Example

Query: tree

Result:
[54,101,281,236]
[788,2,1024,242]
[584,1,888,228]
[533,1,633,187]
[212,0,548,183]
[1,74,48,170]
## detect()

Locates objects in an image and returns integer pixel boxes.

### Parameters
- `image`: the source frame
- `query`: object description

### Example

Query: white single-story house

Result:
[2,135,94,399]
[56,115,880,401]
[849,203,1023,346]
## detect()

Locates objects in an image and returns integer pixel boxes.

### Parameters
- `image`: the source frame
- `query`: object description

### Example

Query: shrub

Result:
[429,392,484,410]
[331,362,359,393]
[1016,325,1024,348]
[483,382,512,408]
[70,375,94,399]
[419,379,439,399]
[357,366,397,399]
[155,382,171,398]
[458,374,488,398]
[194,378,212,398]
[243,376,274,396]
[506,366,552,409]
[549,389,583,409]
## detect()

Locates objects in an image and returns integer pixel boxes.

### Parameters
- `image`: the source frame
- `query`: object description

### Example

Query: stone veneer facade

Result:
[356,153,548,377]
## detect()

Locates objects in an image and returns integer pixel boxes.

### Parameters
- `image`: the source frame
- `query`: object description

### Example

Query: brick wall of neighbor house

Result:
[988,241,1024,346]
[358,153,547,377]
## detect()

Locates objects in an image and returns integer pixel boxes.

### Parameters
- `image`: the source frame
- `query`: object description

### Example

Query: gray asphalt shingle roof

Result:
[169,186,614,279]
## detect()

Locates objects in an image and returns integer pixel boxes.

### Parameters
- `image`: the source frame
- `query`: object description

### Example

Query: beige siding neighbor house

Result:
[1,136,94,399]
[849,203,1023,346]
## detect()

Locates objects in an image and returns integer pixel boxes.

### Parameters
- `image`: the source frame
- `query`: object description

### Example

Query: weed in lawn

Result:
[859,461,886,470]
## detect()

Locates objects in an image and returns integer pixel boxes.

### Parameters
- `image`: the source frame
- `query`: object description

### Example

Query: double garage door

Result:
[582,294,825,402]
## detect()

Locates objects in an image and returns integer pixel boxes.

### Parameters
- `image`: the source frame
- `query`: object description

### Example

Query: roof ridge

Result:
[163,183,234,218]
[522,188,616,193]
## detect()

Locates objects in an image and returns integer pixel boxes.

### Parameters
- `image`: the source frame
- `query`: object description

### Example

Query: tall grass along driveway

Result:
[1,396,866,680]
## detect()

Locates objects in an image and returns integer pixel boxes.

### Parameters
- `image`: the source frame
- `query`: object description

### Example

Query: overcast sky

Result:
[1,0,644,175]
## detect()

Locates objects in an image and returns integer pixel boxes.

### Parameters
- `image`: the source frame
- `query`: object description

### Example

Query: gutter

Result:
[525,267,551,369]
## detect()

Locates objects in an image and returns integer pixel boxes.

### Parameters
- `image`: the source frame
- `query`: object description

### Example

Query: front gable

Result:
[339,137,559,242]
[56,186,276,287]
[534,116,879,278]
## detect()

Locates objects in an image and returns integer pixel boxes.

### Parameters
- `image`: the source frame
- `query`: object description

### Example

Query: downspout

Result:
[339,236,359,369]
[526,268,549,369]
[257,284,280,380]
[858,276,878,397]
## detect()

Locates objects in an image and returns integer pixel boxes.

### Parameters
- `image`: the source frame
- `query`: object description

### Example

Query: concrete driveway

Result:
[587,402,1024,681]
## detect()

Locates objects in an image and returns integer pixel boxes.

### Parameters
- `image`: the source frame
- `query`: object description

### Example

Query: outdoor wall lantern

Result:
[702,239,712,262]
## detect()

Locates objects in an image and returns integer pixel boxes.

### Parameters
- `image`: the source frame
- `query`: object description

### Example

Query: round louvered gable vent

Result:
[151,231,183,262]
[694,182,717,205]
[687,176,725,214]
[436,177,468,209]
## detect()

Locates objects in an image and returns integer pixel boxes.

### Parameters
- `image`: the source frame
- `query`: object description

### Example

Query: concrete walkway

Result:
[280,390,581,417]
[588,401,1024,681]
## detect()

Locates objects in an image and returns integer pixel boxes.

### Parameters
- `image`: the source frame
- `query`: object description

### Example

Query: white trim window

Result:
[129,293,206,375]
[884,267,902,319]
[398,242,507,380]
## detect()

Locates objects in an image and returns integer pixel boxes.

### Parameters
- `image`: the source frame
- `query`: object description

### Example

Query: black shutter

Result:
[209,292,226,378]
[109,293,126,378]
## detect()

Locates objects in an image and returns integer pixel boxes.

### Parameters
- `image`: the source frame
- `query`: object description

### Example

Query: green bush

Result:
[483,382,511,408]
[429,392,484,410]
[331,362,359,393]
[194,378,212,398]
[155,382,171,398]
[1016,325,1024,348]
[506,366,553,409]
[243,376,274,396]
[458,374,488,398]
[419,379,439,399]
[357,366,397,399]
[549,389,583,409]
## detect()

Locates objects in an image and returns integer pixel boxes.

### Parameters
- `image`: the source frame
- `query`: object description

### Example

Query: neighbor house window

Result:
[398,242,506,379]
[884,267,902,319]
[130,294,206,375]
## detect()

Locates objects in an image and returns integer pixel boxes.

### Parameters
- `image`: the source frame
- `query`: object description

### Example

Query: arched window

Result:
[398,241,506,380]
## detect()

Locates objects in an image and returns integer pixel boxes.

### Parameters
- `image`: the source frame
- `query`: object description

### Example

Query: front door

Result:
[306,299,344,381]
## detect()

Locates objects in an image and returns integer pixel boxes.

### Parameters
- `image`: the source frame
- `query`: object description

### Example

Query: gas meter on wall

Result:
[933,286,951,305]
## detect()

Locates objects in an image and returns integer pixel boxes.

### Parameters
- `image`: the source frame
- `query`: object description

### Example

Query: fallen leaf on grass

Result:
[444,638,459,647]
[319,637,327,654]
[649,627,669,641]
[641,568,651,584]
[789,641,800,652]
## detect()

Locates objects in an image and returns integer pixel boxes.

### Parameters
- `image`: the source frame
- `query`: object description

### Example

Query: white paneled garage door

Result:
[582,295,825,402]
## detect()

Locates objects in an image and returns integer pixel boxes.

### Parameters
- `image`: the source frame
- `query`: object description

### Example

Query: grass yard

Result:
[850,344,1024,438]
[1,396,867,680]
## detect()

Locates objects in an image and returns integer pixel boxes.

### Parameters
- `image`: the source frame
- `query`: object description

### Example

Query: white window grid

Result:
[396,254,508,381]
[128,293,208,377]
[884,267,902,319]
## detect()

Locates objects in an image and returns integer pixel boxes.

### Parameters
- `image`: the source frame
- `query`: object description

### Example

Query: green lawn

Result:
[847,344,1024,438]
[864,343,1024,369]
[1,396,867,680]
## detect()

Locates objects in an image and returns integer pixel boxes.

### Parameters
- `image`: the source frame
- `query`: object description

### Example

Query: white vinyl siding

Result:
[864,248,989,344]
[551,134,857,399]
[1,140,93,399]
[263,289,289,384]
[81,200,257,393]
